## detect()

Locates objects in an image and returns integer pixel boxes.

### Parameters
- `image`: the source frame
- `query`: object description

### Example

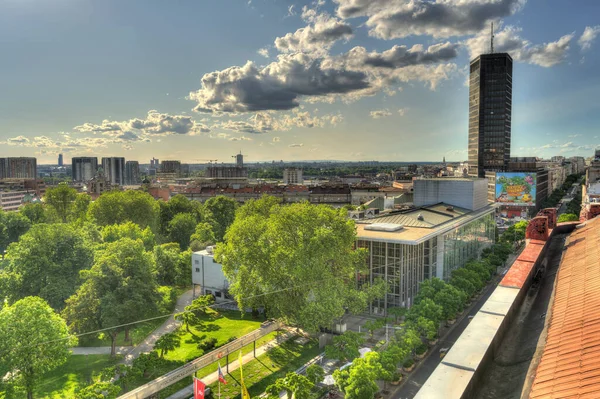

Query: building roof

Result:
[355,203,493,244]
[529,216,600,399]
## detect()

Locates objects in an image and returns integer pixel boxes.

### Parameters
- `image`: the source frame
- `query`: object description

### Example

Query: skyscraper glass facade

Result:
[468,53,513,178]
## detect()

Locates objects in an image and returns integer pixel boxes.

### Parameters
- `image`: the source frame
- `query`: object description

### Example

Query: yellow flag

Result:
[238,350,251,399]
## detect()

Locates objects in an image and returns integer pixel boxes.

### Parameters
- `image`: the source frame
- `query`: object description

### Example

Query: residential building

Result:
[87,168,112,200]
[0,190,28,211]
[160,160,181,175]
[356,179,495,313]
[0,157,37,179]
[71,157,98,182]
[283,168,303,185]
[468,53,513,178]
[101,157,125,185]
[191,247,230,303]
[125,161,140,185]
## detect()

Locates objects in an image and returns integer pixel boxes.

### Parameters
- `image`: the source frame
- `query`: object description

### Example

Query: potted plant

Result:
[403,359,415,372]
[416,344,428,359]
[390,372,403,385]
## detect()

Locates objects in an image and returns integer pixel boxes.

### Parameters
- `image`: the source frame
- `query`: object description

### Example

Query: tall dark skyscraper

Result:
[72,157,98,182]
[58,153,63,167]
[101,157,126,185]
[467,53,513,178]
[125,161,140,185]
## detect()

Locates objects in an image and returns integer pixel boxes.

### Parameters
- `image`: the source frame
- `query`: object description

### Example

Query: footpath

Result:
[165,332,294,399]
[68,289,194,361]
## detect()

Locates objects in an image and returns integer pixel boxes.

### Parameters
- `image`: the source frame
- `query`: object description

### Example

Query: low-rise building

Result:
[191,247,230,302]
[0,190,28,211]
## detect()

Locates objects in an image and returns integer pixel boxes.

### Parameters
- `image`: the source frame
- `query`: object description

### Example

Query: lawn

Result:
[77,317,167,347]
[164,309,265,362]
[208,338,322,399]
[34,355,121,399]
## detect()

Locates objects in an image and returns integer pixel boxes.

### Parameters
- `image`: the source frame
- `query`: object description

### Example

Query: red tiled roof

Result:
[530,217,600,399]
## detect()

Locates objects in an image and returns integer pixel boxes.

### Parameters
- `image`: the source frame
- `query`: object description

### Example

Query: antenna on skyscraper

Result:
[490,22,495,53]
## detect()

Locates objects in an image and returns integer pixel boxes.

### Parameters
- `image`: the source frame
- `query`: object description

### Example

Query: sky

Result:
[0,0,599,164]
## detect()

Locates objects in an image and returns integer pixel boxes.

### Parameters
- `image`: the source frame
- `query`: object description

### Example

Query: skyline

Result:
[1,0,599,163]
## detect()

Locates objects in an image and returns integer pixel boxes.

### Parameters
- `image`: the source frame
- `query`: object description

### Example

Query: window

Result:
[215,291,222,298]
[195,259,199,264]
[195,267,200,273]
[205,289,212,295]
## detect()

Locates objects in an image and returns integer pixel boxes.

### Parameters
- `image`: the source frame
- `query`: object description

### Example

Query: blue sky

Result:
[1,0,599,164]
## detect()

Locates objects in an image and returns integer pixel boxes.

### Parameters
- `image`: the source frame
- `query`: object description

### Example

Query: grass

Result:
[208,338,321,399]
[77,317,166,347]
[164,309,264,362]
[34,355,121,399]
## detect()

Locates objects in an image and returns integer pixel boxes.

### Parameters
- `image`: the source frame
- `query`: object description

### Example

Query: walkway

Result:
[122,289,194,365]
[70,346,133,355]
[165,332,293,399]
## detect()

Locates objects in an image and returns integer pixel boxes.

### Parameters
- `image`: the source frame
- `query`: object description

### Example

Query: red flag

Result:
[218,363,227,385]
[193,377,206,399]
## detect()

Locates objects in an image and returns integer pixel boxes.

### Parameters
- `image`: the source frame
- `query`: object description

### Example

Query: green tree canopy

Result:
[204,196,237,242]
[189,222,216,251]
[154,332,181,358]
[0,210,32,253]
[1,223,94,310]
[153,243,181,286]
[167,213,197,249]
[101,222,156,251]
[87,190,159,232]
[344,352,381,399]
[325,331,365,362]
[44,183,78,223]
[406,298,443,325]
[19,203,47,224]
[306,364,325,385]
[216,199,372,331]
[63,238,160,357]
[74,381,121,399]
[0,297,76,399]
[158,194,203,236]
[434,285,467,321]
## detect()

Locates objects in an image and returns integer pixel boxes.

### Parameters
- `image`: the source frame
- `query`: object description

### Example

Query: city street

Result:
[390,251,522,399]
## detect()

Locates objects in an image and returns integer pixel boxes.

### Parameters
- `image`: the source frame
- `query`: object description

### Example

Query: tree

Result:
[44,183,78,223]
[20,203,47,224]
[153,243,181,286]
[1,223,94,310]
[378,350,400,392]
[101,222,156,251]
[188,294,215,316]
[63,239,160,357]
[0,210,31,253]
[413,316,437,341]
[174,310,197,333]
[434,285,467,321]
[325,331,365,362]
[74,381,121,399]
[406,298,443,325]
[0,297,76,399]
[70,194,92,224]
[154,332,181,358]
[451,268,484,291]
[189,222,216,251]
[204,196,237,242]
[387,307,407,323]
[158,194,202,236]
[344,353,380,399]
[464,260,491,283]
[558,213,579,222]
[176,249,192,287]
[333,368,350,392]
[449,276,476,298]
[87,190,160,232]
[396,328,421,357]
[167,213,197,249]
[306,364,325,385]
[364,319,384,339]
[266,372,314,399]
[216,201,374,331]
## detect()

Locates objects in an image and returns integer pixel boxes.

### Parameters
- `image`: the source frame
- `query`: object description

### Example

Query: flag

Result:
[193,377,206,399]
[218,362,227,385]
[238,351,251,399]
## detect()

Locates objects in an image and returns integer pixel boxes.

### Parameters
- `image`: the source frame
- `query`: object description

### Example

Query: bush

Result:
[227,336,237,343]
[198,337,218,351]
[416,344,428,355]
[403,359,414,368]
[558,213,579,223]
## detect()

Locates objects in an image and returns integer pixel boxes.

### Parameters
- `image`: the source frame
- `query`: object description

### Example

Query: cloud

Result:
[272,136,281,142]
[568,134,582,138]
[219,109,343,133]
[370,109,392,119]
[189,53,370,113]
[465,26,574,67]
[289,143,304,147]
[578,26,600,51]
[353,42,460,69]
[7,136,30,144]
[257,47,270,58]
[73,110,211,142]
[329,114,343,125]
[397,108,407,116]
[334,0,525,39]
[0,134,112,155]
[274,12,353,54]
[228,136,253,141]
[287,5,296,16]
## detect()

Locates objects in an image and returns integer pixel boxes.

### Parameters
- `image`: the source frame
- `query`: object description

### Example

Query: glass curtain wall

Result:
[442,213,495,279]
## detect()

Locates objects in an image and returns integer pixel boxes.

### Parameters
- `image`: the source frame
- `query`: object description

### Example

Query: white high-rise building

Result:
[283,168,303,185]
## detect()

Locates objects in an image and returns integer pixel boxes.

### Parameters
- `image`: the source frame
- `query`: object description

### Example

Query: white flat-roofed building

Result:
[0,190,28,211]
[191,247,230,302]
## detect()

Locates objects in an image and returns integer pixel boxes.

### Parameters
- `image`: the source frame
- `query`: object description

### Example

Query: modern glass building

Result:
[468,53,513,178]
[356,202,495,314]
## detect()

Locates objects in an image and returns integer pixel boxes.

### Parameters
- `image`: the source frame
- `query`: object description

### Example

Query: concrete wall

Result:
[414,179,488,210]
[191,251,229,302]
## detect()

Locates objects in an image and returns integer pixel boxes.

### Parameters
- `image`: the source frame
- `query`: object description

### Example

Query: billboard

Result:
[495,172,536,207]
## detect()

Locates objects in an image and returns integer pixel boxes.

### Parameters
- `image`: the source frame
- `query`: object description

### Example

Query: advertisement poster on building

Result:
[495,173,537,207]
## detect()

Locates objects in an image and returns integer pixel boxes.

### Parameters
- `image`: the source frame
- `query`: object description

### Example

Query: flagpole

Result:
[218,379,221,399]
